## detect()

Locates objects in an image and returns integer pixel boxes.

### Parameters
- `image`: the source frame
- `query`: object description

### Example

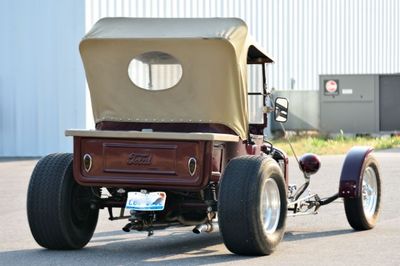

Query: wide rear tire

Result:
[27,153,99,249]
[344,154,381,230]
[218,156,287,256]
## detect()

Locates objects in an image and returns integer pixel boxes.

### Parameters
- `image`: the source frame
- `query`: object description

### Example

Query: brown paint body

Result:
[339,146,373,198]
[72,123,270,190]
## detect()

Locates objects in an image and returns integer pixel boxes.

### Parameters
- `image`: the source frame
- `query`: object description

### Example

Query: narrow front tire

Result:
[344,154,381,230]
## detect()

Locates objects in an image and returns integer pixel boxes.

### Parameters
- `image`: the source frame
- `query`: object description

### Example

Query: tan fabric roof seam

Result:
[81,18,273,140]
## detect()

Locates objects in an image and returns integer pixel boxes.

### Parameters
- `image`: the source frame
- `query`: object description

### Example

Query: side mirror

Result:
[274,97,289,123]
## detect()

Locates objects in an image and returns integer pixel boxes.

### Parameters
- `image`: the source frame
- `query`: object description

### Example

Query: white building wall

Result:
[0,0,86,156]
[1,0,399,156]
[86,0,400,91]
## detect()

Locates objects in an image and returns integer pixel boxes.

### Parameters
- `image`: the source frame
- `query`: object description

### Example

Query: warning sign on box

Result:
[324,79,339,95]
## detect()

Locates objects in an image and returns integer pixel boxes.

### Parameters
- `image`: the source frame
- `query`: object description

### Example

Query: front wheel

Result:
[27,153,99,249]
[218,156,287,256]
[344,154,381,230]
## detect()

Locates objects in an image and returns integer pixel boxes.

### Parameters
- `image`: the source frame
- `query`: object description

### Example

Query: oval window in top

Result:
[128,51,183,91]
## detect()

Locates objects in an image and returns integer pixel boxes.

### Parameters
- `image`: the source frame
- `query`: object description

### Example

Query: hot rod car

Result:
[27,18,381,255]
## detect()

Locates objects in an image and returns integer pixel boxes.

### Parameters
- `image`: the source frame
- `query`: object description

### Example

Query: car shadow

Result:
[284,229,354,241]
[0,227,358,265]
[0,229,252,265]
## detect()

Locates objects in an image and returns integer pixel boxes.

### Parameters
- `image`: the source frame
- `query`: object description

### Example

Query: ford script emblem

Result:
[127,153,152,165]
[188,157,197,176]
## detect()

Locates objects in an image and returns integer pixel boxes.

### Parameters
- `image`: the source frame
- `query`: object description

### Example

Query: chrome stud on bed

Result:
[188,157,197,176]
[83,154,92,172]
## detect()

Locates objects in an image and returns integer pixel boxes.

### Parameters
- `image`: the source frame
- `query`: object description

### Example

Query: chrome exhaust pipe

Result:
[122,223,134,232]
[192,223,213,234]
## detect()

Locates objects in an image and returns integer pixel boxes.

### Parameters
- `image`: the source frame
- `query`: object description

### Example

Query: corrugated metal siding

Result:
[1,0,398,156]
[86,0,400,91]
[0,0,85,156]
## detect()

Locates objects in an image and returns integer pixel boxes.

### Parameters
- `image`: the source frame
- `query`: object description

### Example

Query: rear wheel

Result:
[27,153,99,249]
[218,156,287,256]
[344,154,381,230]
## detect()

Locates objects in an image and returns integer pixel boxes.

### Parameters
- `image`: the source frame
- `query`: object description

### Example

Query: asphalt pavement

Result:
[0,149,399,265]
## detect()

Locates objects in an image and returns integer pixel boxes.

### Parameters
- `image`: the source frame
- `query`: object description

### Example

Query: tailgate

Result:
[72,137,213,190]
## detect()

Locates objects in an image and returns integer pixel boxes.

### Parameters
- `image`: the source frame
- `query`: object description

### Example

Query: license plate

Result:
[125,191,167,211]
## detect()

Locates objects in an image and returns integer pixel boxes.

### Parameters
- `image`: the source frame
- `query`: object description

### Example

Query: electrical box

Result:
[319,74,400,134]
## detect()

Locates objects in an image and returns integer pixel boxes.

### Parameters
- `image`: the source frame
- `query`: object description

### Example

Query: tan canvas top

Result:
[80,18,273,140]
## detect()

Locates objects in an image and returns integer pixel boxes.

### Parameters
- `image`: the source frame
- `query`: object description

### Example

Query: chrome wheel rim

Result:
[261,178,281,234]
[362,166,378,219]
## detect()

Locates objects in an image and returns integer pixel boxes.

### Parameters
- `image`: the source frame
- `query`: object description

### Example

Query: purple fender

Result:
[338,146,374,198]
